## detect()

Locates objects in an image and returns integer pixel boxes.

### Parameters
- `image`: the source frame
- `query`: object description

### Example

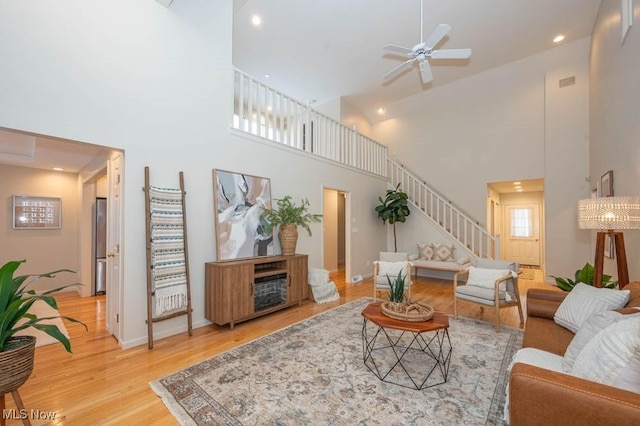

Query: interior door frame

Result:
[321,186,351,281]
[107,151,125,343]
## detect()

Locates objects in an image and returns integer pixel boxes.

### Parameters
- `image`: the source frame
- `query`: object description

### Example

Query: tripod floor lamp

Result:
[578,196,640,288]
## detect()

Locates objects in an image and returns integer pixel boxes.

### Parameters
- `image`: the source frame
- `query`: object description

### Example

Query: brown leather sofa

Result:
[509,281,640,425]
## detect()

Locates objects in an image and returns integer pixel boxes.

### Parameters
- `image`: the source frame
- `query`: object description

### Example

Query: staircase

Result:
[232,67,497,260]
[388,159,498,261]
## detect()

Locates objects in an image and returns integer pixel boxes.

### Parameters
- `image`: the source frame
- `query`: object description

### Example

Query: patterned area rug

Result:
[150,298,522,425]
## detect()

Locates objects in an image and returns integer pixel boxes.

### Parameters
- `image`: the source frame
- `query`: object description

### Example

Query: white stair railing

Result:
[388,159,499,260]
[233,68,387,177]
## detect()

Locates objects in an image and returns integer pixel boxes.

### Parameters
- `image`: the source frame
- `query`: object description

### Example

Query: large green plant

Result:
[386,271,406,303]
[0,260,87,352]
[375,183,410,251]
[261,195,322,236]
[550,262,617,291]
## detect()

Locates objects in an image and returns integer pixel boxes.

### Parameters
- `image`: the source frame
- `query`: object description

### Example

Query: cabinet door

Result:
[227,264,254,321]
[287,255,309,303]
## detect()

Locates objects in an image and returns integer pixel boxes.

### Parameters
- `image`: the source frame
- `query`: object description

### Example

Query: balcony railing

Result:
[233,68,387,177]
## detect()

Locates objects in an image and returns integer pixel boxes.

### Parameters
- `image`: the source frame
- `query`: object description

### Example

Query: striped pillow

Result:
[554,283,630,333]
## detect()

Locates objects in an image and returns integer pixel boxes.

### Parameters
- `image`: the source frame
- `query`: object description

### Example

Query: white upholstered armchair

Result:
[453,259,523,331]
[373,252,413,301]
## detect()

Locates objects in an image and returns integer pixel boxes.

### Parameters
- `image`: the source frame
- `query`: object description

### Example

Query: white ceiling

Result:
[0,129,110,173]
[233,0,601,123]
[1,1,602,173]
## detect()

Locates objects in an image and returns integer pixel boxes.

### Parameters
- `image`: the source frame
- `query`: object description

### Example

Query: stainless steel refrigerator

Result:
[95,197,107,295]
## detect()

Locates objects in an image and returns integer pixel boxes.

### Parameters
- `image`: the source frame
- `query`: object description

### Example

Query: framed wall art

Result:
[601,170,614,197]
[212,169,274,261]
[13,195,61,229]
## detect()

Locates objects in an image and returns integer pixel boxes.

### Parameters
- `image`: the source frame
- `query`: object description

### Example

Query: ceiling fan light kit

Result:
[383,0,471,84]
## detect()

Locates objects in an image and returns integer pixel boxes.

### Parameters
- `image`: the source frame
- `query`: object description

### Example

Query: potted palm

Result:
[375,183,410,252]
[0,260,86,397]
[261,196,322,255]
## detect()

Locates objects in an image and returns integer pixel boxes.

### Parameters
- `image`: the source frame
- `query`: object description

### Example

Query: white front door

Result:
[106,152,124,342]
[504,203,541,266]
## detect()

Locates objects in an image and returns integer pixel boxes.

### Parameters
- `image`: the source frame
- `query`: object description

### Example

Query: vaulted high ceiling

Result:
[233,0,601,123]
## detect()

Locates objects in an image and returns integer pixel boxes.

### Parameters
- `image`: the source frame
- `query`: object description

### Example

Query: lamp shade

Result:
[578,196,640,230]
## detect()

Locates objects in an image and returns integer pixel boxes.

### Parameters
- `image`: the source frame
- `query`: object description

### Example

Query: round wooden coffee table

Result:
[361,302,452,390]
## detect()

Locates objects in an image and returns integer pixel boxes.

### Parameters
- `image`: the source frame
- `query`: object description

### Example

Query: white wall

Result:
[544,61,591,281]
[372,37,591,281]
[0,165,80,291]
[590,0,640,282]
[0,0,387,348]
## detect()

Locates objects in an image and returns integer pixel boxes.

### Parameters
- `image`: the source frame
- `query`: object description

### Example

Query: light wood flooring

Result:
[3,273,557,425]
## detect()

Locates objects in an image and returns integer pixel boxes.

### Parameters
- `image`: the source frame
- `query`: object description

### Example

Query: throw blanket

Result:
[149,186,188,317]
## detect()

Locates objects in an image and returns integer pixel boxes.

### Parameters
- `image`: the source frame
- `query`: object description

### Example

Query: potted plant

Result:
[0,260,87,397]
[550,262,618,291]
[386,270,406,304]
[261,196,322,255]
[375,183,410,252]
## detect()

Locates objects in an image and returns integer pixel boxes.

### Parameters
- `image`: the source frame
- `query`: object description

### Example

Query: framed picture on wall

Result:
[212,169,274,261]
[13,195,62,229]
[601,170,614,197]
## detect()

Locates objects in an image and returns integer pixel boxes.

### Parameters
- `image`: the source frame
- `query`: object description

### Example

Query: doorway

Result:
[487,179,545,271]
[0,127,124,343]
[323,188,350,280]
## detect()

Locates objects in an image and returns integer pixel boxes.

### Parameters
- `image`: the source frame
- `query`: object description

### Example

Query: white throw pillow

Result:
[377,261,408,281]
[563,310,640,372]
[466,266,514,292]
[571,316,640,393]
[554,283,630,333]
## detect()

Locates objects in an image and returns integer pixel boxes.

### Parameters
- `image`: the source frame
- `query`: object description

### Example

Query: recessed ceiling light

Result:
[264,74,270,79]
[251,14,262,27]
[266,105,273,111]
[53,167,64,171]
[377,107,386,114]
[553,35,565,43]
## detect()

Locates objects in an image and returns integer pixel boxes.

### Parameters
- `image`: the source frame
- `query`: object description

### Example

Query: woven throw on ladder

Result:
[149,186,188,316]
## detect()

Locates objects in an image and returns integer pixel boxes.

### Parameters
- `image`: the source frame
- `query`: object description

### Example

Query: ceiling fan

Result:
[382,0,471,84]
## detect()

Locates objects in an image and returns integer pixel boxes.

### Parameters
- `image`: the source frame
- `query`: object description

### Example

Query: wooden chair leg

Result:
[11,389,31,426]
[1,393,5,426]
[495,305,501,332]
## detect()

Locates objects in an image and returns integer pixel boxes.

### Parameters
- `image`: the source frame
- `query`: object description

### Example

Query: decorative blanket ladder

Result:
[144,167,193,349]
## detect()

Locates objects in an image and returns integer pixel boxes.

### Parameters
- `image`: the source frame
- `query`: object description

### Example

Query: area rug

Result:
[151,298,522,425]
[14,299,70,347]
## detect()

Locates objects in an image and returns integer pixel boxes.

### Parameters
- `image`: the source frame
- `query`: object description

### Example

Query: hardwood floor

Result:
[3,272,558,425]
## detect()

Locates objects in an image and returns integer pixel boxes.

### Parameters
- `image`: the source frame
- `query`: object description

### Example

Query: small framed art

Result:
[13,195,62,229]
[600,170,614,197]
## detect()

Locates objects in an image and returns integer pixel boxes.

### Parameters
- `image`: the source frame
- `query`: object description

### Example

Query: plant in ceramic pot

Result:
[261,196,322,256]
[0,259,87,396]
[375,183,410,252]
[550,262,617,291]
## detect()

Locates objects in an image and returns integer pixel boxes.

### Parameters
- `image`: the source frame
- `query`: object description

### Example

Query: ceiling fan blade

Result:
[424,23,451,48]
[383,59,415,80]
[383,44,413,56]
[430,48,472,59]
[419,60,433,83]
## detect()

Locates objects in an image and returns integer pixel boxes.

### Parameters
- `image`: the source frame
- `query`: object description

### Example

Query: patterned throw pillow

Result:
[417,243,434,260]
[432,243,455,262]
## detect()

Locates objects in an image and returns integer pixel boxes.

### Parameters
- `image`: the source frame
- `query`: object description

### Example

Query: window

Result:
[510,208,532,238]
